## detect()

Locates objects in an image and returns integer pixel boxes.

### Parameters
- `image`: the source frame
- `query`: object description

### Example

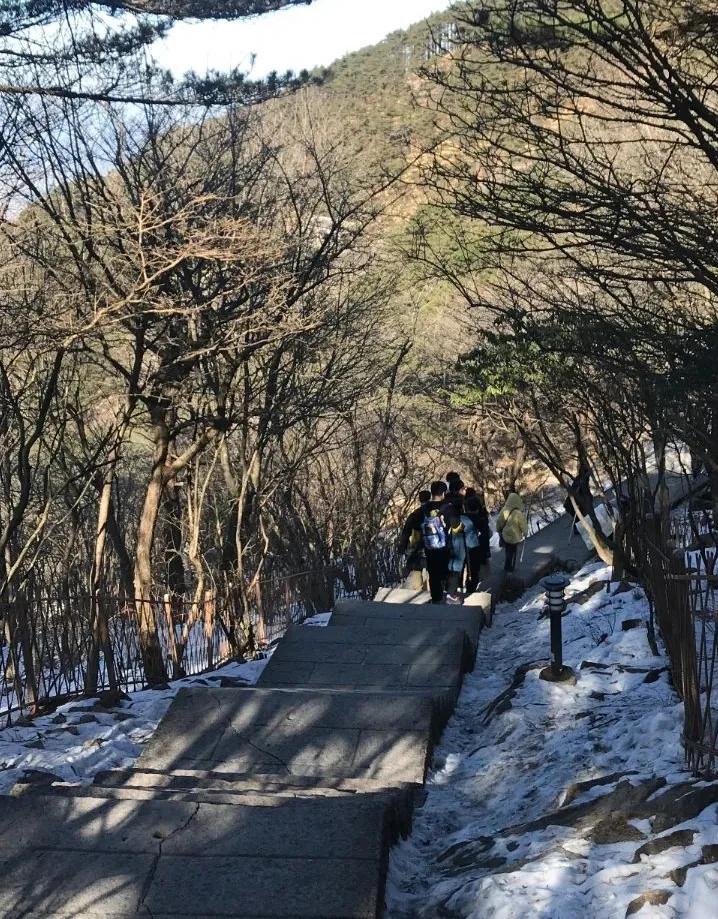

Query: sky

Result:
[151,0,454,78]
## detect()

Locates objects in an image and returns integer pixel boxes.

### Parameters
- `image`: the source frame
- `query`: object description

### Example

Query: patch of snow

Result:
[303,611,333,626]
[673,866,718,918]
[0,655,268,795]
[385,561,707,919]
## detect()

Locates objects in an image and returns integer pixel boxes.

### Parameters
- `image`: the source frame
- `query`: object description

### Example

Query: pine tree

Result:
[1,0,317,103]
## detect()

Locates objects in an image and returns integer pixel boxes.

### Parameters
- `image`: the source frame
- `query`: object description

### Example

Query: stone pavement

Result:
[0,791,392,918]
[138,686,435,786]
[330,597,486,669]
[258,625,466,729]
[2,588,489,918]
[502,510,594,590]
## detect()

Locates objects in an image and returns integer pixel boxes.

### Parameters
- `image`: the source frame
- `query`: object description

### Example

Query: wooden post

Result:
[99,594,118,693]
[253,581,267,649]
[15,594,39,713]
[86,591,118,695]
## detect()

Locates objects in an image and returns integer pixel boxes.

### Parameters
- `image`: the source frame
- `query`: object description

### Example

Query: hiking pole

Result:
[567,512,577,543]
[515,499,532,568]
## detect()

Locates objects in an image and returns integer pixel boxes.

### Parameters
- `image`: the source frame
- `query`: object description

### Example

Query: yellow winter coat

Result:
[497,493,528,545]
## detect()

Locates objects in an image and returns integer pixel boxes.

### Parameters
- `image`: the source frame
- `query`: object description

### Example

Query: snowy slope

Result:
[386,562,718,919]
[3,567,716,917]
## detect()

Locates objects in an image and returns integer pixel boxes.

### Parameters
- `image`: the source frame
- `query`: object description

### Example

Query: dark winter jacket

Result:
[465,508,491,562]
[398,508,425,571]
[564,469,594,518]
[442,492,464,519]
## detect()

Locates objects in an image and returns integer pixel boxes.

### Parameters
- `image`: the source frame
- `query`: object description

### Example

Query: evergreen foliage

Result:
[0,0,322,103]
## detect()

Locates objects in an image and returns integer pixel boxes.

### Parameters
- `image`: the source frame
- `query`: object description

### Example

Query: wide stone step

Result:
[0,791,391,917]
[330,598,485,666]
[16,766,419,838]
[278,621,475,673]
[137,687,433,787]
[10,781,414,841]
[258,626,464,726]
[12,780,338,807]
[94,766,412,798]
[372,587,431,604]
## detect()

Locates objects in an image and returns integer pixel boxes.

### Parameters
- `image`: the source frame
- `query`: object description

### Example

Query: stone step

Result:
[373,584,496,615]
[331,598,485,666]
[280,621,475,673]
[101,769,416,836]
[10,781,414,842]
[0,790,392,917]
[372,587,431,604]
[373,585,495,617]
[137,687,434,787]
[258,626,464,727]
[94,766,412,799]
[102,769,424,836]
[11,780,334,807]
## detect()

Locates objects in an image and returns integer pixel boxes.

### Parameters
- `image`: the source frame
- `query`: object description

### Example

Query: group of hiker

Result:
[398,473,529,604]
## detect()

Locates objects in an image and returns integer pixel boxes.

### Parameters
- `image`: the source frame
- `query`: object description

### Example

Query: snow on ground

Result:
[303,611,333,626]
[3,560,715,916]
[386,561,715,919]
[0,656,269,794]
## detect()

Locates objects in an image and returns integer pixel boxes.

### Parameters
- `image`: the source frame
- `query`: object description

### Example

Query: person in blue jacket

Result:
[445,495,491,602]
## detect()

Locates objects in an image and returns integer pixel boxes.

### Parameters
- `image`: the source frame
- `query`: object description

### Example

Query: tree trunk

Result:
[86,451,119,695]
[709,400,718,520]
[14,593,38,713]
[133,408,170,685]
[132,406,218,685]
[507,438,526,494]
[106,503,134,600]
[163,482,186,595]
[569,495,614,566]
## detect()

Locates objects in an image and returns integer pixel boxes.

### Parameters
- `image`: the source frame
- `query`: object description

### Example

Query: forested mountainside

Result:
[323,12,458,91]
[4,9,718,918]
[308,10,459,159]
[0,4,479,662]
[293,6,526,503]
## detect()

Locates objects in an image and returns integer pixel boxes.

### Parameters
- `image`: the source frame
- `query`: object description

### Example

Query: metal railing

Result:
[621,506,718,775]
[0,546,403,727]
[0,590,237,726]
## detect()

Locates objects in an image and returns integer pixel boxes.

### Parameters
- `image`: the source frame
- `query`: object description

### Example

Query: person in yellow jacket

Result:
[496,492,528,572]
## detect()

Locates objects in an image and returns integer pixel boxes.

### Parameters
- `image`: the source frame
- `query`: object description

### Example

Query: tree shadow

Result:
[0,674,446,917]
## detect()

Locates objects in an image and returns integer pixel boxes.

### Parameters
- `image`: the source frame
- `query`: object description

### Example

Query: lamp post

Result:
[539,574,576,683]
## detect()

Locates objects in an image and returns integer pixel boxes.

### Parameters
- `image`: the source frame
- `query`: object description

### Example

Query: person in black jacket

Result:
[442,477,466,517]
[400,481,449,602]
[398,490,430,588]
[464,495,491,594]
[564,464,593,532]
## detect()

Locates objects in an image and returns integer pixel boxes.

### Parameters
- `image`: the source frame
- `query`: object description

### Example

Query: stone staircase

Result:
[0,590,490,918]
